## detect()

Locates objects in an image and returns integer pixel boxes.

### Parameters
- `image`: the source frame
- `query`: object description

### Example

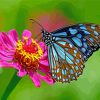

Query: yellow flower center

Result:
[14,38,43,71]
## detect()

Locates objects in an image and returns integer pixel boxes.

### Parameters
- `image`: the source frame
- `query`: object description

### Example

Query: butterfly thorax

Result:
[42,29,55,46]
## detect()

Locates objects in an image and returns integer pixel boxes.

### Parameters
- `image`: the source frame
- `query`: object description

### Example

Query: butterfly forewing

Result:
[52,23,100,61]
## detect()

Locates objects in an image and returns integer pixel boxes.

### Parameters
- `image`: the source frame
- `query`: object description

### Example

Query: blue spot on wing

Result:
[49,46,56,69]
[70,69,74,74]
[94,31,99,36]
[72,37,82,47]
[84,30,90,34]
[58,41,66,45]
[81,48,86,52]
[53,32,67,36]
[75,66,79,70]
[66,56,73,64]
[52,46,58,61]
[89,37,94,42]
[69,28,77,35]
[91,26,95,29]
[53,43,74,64]
[77,34,82,38]
[62,70,67,75]
[53,43,65,59]
[83,42,88,49]
[79,25,87,30]
[66,52,74,60]
[76,59,79,63]
[74,50,77,54]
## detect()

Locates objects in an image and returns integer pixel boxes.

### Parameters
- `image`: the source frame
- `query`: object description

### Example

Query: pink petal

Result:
[17,66,27,77]
[1,43,15,52]
[39,60,48,66]
[0,46,15,57]
[0,61,18,69]
[8,29,18,46]
[0,48,15,56]
[0,53,13,61]
[40,51,47,60]
[0,32,14,48]
[40,75,54,85]
[22,30,32,45]
[11,62,21,70]
[22,30,32,40]
[39,42,46,52]
[28,71,41,87]
[38,64,50,73]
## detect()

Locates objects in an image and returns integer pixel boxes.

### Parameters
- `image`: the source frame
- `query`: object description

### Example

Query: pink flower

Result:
[0,29,54,87]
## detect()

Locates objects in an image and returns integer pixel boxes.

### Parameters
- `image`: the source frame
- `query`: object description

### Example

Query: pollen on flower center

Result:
[14,38,43,71]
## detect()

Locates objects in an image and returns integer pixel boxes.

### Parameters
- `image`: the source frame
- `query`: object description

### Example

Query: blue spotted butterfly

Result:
[41,23,100,83]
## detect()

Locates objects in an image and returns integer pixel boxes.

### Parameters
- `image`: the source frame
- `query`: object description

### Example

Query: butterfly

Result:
[41,23,100,83]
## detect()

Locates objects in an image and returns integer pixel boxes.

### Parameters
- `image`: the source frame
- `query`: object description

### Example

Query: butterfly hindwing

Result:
[48,39,84,82]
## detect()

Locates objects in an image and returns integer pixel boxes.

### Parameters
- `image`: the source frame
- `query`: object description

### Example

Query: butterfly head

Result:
[41,29,54,46]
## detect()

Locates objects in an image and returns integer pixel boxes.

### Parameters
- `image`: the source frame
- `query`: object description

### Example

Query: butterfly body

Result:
[42,23,100,82]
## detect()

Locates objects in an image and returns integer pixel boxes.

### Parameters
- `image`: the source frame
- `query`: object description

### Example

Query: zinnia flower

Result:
[0,29,54,87]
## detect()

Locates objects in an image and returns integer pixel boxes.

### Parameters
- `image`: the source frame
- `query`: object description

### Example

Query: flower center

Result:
[14,37,43,71]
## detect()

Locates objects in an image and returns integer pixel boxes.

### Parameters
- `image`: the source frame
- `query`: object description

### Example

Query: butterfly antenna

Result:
[30,19,44,30]
[29,19,45,42]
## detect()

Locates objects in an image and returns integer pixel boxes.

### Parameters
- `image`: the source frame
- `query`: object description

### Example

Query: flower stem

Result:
[1,72,21,100]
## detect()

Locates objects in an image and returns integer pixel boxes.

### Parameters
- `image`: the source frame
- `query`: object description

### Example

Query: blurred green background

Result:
[0,0,100,100]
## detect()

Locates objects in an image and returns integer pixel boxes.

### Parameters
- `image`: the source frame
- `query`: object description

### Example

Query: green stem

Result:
[1,72,21,100]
